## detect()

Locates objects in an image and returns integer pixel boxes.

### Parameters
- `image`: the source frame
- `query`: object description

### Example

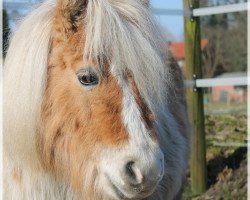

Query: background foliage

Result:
[200,0,247,78]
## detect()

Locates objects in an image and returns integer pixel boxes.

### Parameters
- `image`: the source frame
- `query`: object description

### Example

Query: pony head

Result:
[4,0,189,199]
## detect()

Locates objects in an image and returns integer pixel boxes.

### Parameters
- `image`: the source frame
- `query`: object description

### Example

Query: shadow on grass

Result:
[207,147,247,187]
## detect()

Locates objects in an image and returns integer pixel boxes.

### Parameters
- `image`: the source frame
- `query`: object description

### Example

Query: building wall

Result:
[212,85,245,103]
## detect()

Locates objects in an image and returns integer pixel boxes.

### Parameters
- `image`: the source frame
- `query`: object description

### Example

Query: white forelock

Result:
[84,0,171,112]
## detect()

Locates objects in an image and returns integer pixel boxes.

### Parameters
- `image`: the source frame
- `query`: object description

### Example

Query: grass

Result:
[182,102,247,200]
[204,102,247,115]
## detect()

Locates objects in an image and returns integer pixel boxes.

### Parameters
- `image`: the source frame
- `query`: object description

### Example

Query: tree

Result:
[3,9,10,58]
[200,0,247,78]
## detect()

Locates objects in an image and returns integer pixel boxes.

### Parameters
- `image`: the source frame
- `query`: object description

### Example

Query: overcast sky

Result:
[151,0,184,41]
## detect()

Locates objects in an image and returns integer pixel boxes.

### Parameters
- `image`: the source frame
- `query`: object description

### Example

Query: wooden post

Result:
[183,0,207,195]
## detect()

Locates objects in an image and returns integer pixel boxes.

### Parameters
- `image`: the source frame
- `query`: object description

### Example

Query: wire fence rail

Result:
[193,2,249,16]
[153,2,249,16]
[180,0,248,196]
[185,77,248,88]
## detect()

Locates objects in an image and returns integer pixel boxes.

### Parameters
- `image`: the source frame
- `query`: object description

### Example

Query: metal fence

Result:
[153,1,248,195]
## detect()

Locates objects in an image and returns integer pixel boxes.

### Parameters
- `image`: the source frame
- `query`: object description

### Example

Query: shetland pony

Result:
[3,0,190,199]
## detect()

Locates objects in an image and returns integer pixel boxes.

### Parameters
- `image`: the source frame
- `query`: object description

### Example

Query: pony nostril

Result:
[126,161,135,178]
[125,161,143,184]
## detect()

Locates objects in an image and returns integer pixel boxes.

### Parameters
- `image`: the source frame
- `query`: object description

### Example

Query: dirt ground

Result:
[182,112,247,200]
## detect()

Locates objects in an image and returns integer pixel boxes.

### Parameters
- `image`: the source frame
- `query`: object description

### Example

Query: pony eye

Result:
[77,67,99,87]
[79,74,98,85]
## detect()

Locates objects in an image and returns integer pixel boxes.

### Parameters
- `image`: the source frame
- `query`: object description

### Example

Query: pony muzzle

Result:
[101,149,164,199]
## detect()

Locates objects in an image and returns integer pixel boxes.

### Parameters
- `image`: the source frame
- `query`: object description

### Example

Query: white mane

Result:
[4,0,55,166]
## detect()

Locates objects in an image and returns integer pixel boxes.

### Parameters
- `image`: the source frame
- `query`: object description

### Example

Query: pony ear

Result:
[57,0,89,33]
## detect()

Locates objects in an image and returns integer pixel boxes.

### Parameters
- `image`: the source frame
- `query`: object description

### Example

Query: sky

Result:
[151,0,184,41]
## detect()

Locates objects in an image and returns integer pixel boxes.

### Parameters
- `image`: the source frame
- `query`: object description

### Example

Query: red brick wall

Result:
[212,85,245,103]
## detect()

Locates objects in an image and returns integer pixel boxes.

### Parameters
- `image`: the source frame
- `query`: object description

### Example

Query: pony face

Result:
[4,0,190,199]
[38,1,164,199]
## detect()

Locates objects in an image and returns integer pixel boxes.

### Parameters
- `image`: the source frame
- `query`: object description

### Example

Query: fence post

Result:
[183,0,207,195]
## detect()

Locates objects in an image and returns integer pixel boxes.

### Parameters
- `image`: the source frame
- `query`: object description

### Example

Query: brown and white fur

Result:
[3,0,190,199]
